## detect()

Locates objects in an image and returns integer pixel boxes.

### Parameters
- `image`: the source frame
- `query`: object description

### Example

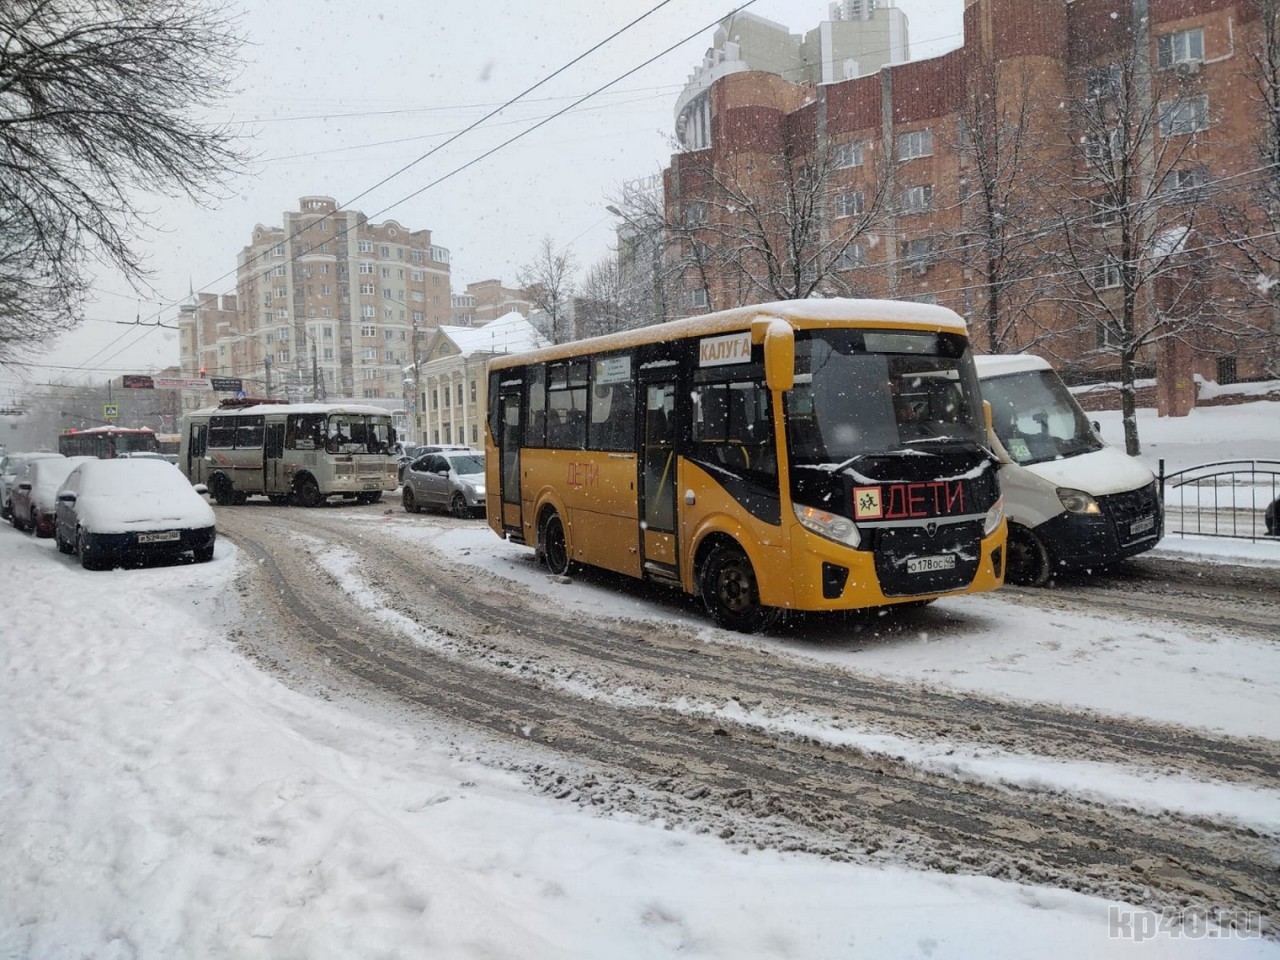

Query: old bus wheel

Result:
[700,542,778,634]
[1005,523,1051,587]
[450,492,469,519]
[294,475,323,508]
[209,474,236,506]
[540,512,571,576]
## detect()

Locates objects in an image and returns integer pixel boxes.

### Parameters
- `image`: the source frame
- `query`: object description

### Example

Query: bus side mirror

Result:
[762,320,794,393]
[983,401,1013,465]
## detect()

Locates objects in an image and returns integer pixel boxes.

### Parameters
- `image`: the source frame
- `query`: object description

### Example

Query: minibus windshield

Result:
[981,369,1103,465]
[786,330,986,469]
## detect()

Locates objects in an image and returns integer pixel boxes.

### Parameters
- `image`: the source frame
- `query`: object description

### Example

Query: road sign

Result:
[103,404,119,421]
[209,377,243,392]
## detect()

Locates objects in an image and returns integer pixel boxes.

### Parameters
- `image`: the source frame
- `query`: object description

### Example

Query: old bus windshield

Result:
[324,415,394,455]
[981,369,1103,465]
[786,329,985,468]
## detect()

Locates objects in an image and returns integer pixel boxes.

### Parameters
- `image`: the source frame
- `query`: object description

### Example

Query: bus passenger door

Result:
[264,422,285,492]
[640,380,679,577]
[497,384,523,537]
[187,423,209,486]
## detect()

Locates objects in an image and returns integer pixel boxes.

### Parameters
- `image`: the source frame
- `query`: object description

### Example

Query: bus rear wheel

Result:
[700,542,778,634]
[540,512,572,576]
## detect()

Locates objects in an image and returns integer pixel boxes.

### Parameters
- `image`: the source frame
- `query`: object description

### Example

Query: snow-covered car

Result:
[401,449,485,517]
[54,458,216,570]
[0,451,64,521]
[8,456,95,537]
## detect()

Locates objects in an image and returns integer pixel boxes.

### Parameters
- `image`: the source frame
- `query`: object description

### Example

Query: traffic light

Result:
[199,366,207,377]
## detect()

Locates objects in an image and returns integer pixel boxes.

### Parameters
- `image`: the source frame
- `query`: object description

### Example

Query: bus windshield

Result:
[981,369,1103,465]
[324,415,394,455]
[786,329,986,469]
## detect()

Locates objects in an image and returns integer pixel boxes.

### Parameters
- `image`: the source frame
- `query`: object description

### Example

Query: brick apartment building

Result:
[178,196,451,410]
[662,0,1280,396]
[450,279,532,326]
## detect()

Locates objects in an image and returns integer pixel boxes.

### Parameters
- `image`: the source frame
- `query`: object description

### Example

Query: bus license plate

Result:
[137,530,180,543]
[907,554,955,574]
[1130,515,1155,536]
[361,483,379,491]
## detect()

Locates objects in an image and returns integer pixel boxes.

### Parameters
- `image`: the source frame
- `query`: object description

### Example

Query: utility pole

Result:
[264,356,273,398]
[312,346,320,401]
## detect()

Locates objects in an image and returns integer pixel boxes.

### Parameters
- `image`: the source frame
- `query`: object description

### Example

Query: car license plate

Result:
[907,554,956,574]
[1130,515,1156,536]
[137,530,180,543]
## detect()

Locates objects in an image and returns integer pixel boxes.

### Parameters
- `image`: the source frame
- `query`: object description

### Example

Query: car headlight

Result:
[473,485,485,497]
[793,503,860,548]
[983,496,1005,535]
[1057,487,1101,515]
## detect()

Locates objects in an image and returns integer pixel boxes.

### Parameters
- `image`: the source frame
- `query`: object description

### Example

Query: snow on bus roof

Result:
[187,402,395,417]
[972,353,1053,377]
[492,298,967,366]
[66,425,155,434]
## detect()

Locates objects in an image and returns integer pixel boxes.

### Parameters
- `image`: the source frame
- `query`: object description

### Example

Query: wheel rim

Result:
[403,489,415,512]
[712,556,755,615]
[451,493,467,518]
[1007,526,1048,586]
[544,515,569,575]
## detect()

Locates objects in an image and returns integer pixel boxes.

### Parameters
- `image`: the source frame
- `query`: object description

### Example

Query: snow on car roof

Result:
[973,353,1053,378]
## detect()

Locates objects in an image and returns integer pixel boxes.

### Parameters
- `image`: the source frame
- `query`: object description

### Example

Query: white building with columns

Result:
[413,311,548,446]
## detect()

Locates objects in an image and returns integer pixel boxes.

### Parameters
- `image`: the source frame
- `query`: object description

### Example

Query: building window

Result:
[1157,28,1204,69]
[684,201,708,226]
[361,324,376,337]
[358,240,373,253]
[359,261,375,274]
[363,348,377,360]
[411,270,423,281]
[1093,257,1123,290]
[321,307,332,317]
[469,379,477,403]
[273,265,286,277]
[321,284,331,295]
[902,238,934,273]
[381,287,392,299]
[277,327,289,341]
[323,347,334,360]
[412,290,425,302]
[361,305,376,318]
[832,140,863,168]
[272,244,284,257]
[385,350,396,361]
[834,191,864,218]
[277,350,290,363]
[380,245,390,257]
[1086,63,1122,101]
[1084,128,1120,167]
[1159,96,1208,137]
[411,249,424,263]
[898,129,933,160]
[835,242,868,271]
[914,293,938,306]
[1164,165,1210,201]
[274,286,286,299]
[413,310,424,323]
[689,287,708,307]
[382,308,393,319]
[899,185,933,214]
[360,282,375,295]
[276,308,288,318]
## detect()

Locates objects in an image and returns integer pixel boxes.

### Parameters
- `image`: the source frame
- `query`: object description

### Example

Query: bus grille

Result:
[1099,483,1161,545]
[871,520,982,597]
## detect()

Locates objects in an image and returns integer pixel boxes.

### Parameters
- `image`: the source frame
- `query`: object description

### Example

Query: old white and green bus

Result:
[179,399,399,506]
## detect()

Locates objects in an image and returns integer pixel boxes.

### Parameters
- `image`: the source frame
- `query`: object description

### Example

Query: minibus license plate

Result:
[908,554,955,574]
[362,482,380,491]
[137,530,180,543]
[1130,515,1155,536]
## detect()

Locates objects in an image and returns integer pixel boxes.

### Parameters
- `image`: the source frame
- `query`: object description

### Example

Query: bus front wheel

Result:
[294,475,323,508]
[700,542,778,634]
[1006,523,1051,587]
[539,511,572,576]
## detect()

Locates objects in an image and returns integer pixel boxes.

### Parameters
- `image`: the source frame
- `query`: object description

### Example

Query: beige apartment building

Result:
[450,279,533,326]
[178,196,452,411]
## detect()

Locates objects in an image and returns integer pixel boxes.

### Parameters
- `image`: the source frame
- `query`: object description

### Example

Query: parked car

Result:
[397,443,472,484]
[975,354,1162,585]
[9,456,94,536]
[54,458,216,570]
[402,449,486,517]
[1,452,64,521]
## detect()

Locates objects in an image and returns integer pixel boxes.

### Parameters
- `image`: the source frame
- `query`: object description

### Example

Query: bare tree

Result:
[941,69,1056,354]
[1210,0,1280,379]
[1039,48,1232,454]
[576,256,635,338]
[516,235,577,344]
[679,139,893,308]
[0,0,246,363]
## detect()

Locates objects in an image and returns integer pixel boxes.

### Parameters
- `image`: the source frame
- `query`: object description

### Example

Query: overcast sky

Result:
[9,0,965,396]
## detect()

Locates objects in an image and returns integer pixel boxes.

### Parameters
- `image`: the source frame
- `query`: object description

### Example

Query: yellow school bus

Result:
[485,298,1006,631]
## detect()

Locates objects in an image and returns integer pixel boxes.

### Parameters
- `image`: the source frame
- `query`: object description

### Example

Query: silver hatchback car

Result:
[401,449,486,518]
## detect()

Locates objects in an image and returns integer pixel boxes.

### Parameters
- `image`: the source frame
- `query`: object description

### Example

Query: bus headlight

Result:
[1057,487,1101,515]
[794,503,860,548]
[983,496,1005,536]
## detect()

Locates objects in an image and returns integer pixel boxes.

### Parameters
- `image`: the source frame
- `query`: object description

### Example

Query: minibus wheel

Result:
[1006,523,1051,587]
[540,511,572,576]
[699,542,778,633]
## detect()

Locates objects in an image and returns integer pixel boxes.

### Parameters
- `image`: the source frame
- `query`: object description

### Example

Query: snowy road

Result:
[216,501,1280,928]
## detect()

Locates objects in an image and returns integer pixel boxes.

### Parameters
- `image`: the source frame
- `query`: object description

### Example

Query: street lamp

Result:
[607,204,667,326]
